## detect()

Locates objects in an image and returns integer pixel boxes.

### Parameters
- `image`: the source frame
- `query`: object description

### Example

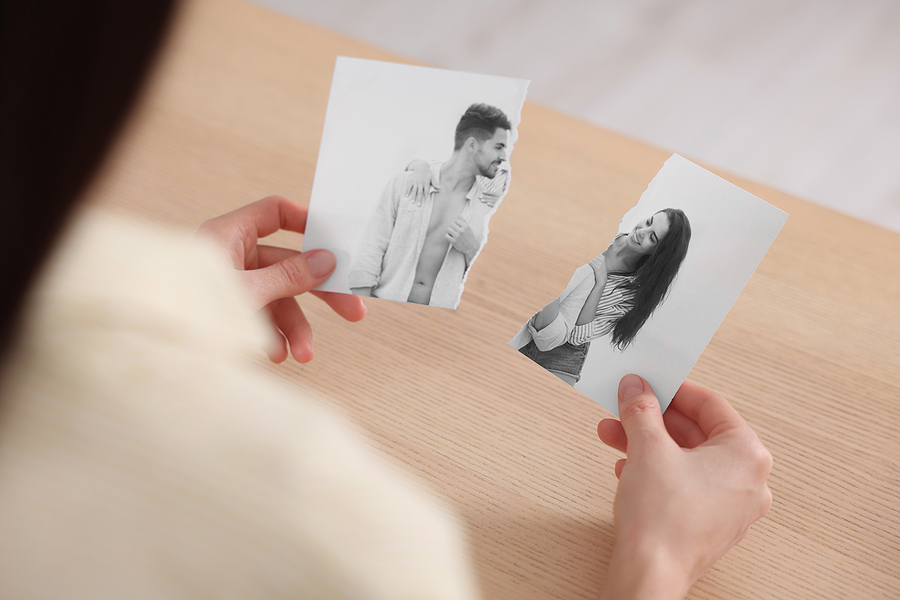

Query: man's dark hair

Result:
[453,103,511,150]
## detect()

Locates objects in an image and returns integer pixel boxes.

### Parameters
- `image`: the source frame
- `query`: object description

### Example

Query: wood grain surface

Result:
[83,0,900,598]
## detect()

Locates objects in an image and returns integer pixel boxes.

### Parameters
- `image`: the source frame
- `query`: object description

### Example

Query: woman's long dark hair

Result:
[0,0,176,363]
[611,208,691,350]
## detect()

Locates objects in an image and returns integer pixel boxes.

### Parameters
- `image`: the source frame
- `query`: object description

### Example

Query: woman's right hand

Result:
[404,160,438,207]
[596,376,773,600]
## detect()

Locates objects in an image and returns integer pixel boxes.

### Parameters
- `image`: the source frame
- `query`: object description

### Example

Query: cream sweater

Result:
[0,209,477,600]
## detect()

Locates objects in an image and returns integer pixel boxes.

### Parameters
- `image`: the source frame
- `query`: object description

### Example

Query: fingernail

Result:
[619,374,644,403]
[306,250,336,278]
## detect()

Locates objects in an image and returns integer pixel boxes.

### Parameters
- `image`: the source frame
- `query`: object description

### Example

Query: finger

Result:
[257,244,300,266]
[200,196,308,240]
[616,374,670,457]
[310,290,368,322]
[614,458,626,479]
[670,380,746,439]
[597,418,627,453]
[266,328,288,363]
[259,247,366,324]
[662,404,708,448]
[259,245,365,321]
[241,249,336,308]
[268,296,314,363]
[196,197,309,271]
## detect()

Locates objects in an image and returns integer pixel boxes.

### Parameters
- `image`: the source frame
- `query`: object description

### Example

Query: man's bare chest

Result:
[426,190,468,236]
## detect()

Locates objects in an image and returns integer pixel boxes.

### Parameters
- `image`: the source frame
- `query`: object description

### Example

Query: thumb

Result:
[617,374,669,458]
[242,249,336,308]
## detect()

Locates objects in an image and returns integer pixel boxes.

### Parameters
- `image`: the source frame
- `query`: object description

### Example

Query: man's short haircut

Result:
[454,103,511,150]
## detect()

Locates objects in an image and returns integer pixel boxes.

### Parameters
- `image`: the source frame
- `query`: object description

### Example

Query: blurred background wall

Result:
[252,0,900,233]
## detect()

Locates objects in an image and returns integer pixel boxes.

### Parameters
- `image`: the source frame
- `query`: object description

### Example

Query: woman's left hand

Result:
[196,196,367,363]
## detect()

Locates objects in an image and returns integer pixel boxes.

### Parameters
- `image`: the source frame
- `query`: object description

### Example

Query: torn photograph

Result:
[510,154,789,416]
[303,57,529,309]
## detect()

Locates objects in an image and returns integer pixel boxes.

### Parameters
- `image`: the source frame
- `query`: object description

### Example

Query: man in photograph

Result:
[348,103,511,308]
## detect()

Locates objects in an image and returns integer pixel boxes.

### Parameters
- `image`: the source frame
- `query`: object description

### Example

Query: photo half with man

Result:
[304,57,529,309]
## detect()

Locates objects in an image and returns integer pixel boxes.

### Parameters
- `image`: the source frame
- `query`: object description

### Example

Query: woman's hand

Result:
[596,376,773,600]
[404,160,438,207]
[196,196,367,363]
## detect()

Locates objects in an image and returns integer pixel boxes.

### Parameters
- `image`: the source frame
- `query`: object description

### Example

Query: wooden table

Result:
[85,0,900,597]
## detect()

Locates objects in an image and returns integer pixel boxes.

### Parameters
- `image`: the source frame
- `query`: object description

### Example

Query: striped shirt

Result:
[508,263,636,352]
[568,272,636,344]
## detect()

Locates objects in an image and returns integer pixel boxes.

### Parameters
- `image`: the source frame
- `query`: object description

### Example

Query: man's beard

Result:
[479,160,499,178]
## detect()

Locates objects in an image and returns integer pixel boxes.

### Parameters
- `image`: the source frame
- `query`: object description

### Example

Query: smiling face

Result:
[472,128,508,178]
[627,211,671,255]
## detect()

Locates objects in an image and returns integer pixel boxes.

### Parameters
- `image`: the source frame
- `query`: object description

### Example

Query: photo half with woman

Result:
[509,155,789,416]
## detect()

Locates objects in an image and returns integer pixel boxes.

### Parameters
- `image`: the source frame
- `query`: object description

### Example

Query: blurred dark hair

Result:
[0,0,176,361]
[611,208,692,350]
[453,103,511,150]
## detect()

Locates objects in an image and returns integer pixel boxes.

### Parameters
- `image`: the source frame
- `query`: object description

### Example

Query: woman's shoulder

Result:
[567,264,597,288]
[0,208,478,599]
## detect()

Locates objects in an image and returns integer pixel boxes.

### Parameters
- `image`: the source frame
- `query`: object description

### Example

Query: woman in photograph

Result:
[510,208,692,385]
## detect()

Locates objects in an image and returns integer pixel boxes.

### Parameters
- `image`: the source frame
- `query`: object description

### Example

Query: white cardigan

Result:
[0,209,477,600]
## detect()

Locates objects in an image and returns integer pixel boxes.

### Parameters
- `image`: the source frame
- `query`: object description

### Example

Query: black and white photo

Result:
[304,57,529,309]
[511,207,692,384]
[510,155,789,415]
